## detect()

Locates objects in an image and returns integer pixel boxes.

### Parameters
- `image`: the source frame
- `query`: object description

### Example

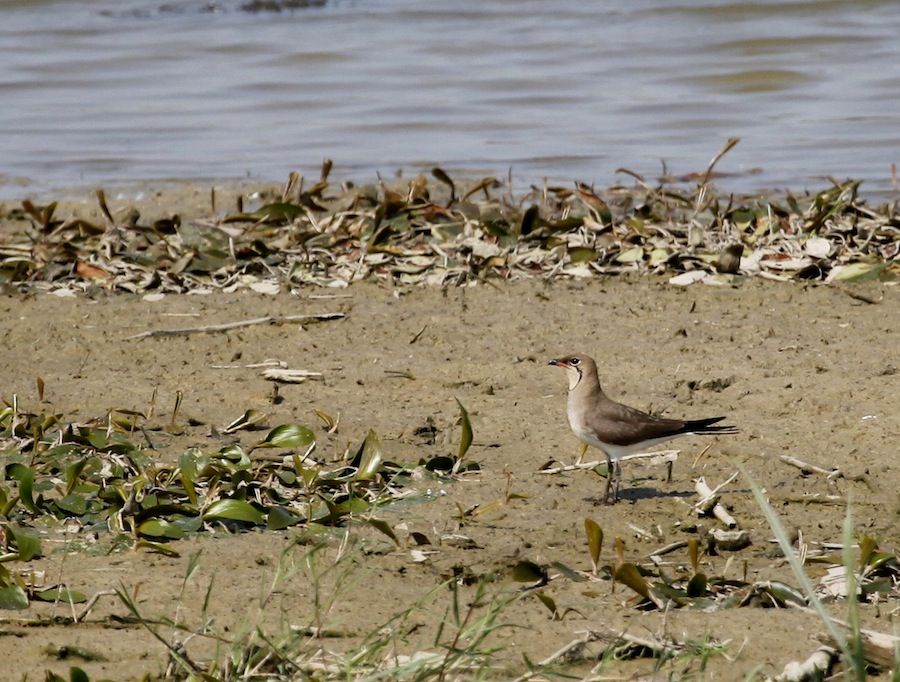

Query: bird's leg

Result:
[613,460,622,502]
[602,452,614,504]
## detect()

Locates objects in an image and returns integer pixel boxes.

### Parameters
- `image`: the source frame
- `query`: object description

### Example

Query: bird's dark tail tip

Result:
[684,416,738,435]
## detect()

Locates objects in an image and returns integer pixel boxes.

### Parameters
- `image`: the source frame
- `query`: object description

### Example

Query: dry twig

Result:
[126,313,345,340]
[779,454,842,481]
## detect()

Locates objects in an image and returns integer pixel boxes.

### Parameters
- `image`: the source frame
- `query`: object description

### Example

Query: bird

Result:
[549,353,737,503]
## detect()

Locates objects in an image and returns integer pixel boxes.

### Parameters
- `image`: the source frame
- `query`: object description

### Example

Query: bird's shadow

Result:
[584,487,693,506]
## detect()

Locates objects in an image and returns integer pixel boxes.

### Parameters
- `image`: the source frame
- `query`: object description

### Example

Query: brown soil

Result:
[1,216,899,679]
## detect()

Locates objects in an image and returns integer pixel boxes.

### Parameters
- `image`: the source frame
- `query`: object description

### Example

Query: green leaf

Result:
[550,561,588,583]
[252,202,305,223]
[137,519,185,540]
[172,515,203,533]
[8,526,41,561]
[203,499,265,525]
[511,560,547,584]
[292,454,318,487]
[648,248,670,266]
[327,497,371,520]
[214,444,251,470]
[70,668,90,682]
[858,534,877,569]
[423,455,455,472]
[535,591,558,617]
[7,463,37,513]
[222,409,267,434]
[0,584,28,610]
[135,540,181,557]
[277,469,297,485]
[455,398,473,461]
[55,494,88,516]
[367,518,398,545]
[567,246,596,264]
[32,587,88,604]
[829,262,886,282]
[257,424,315,450]
[615,246,644,264]
[762,580,807,607]
[179,452,198,507]
[584,518,603,573]
[687,572,708,598]
[267,506,303,531]
[64,457,91,496]
[356,430,384,481]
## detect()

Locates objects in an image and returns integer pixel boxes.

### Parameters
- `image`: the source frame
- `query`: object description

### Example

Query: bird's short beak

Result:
[548,358,564,367]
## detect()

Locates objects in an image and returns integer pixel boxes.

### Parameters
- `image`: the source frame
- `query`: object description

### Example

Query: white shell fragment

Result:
[669,270,709,286]
[803,237,832,259]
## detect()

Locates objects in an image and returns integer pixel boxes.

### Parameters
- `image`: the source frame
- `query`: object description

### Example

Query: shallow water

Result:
[1,0,899,198]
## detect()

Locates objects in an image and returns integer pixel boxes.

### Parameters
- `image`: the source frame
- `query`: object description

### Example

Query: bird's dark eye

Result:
[569,358,580,366]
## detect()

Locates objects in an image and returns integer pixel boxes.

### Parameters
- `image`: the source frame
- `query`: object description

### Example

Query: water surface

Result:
[1,0,898,197]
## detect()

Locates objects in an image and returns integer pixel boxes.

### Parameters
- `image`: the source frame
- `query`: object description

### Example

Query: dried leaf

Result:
[584,518,603,574]
[356,430,384,481]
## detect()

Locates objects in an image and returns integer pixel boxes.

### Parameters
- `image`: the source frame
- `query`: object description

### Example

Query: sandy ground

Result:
[1,271,899,679]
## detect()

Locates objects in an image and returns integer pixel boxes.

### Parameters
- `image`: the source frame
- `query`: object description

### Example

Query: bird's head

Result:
[548,353,595,391]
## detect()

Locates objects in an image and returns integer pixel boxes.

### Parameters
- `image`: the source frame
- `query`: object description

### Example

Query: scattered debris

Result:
[2,163,897,296]
[262,368,324,383]
[694,474,739,528]
[772,645,837,681]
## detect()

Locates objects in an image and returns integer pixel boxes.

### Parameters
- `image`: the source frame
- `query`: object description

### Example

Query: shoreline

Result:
[1,169,897,296]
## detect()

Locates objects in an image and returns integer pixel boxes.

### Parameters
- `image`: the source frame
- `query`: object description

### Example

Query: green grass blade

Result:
[738,464,852,660]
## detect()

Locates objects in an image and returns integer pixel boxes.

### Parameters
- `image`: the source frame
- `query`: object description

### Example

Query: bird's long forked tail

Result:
[681,416,738,436]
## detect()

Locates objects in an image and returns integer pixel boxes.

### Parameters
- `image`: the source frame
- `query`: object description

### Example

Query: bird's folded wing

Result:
[589,400,687,447]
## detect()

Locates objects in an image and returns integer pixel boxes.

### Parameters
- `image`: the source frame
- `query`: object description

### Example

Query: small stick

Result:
[692,442,714,468]
[515,632,593,675]
[585,626,685,659]
[538,450,678,475]
[75,589,118,623]
[843,289,882,305]
[694,476,738,528]
[646,539,689,559]
[618,449,679,465]
[627,523,654,540]
[211,359,286,369]
[537,449,678,475]
[774,494,846,506]
[537,460,603,474]
[126,313,345,340]
[512,627,687,681]
[779,454,839,477]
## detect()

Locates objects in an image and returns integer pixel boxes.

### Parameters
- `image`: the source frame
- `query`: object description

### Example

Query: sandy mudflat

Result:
[1,270,898,679]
